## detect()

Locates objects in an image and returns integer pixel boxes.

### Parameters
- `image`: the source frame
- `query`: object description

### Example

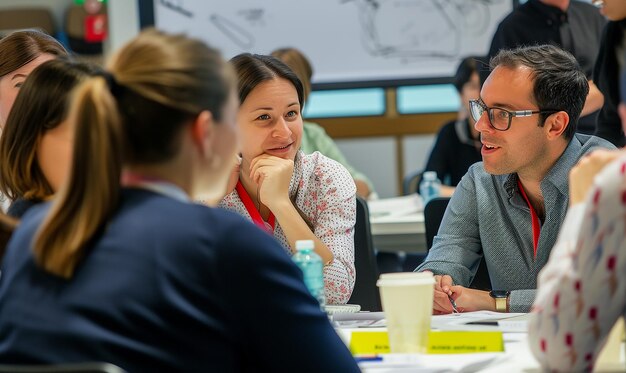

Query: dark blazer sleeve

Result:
[218,222,359,373]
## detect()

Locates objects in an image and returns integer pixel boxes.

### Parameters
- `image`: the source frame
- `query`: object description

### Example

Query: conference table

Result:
[335,312,626,372]
[368,195,426,253]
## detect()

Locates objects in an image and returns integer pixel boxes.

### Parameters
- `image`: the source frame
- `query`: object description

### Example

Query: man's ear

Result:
[545,111,569,140]
[190,110,213,156]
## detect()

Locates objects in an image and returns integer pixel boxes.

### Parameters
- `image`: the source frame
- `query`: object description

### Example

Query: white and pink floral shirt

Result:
[529,153,626,372]
[220,151,356,305]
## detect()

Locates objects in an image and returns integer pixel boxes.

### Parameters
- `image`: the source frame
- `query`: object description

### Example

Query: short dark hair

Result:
[230,53,304,109]
[453,57,479,94]
[490,45,588,140]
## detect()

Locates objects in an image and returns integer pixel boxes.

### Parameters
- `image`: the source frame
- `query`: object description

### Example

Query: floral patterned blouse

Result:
[220,151,356,305]
[529,153,626,372]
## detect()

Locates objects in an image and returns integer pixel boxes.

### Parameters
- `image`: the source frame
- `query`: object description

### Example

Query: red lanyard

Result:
[236,180,275,234]
[517,179,540,258]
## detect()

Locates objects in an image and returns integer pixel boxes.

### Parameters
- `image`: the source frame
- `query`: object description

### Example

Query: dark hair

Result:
[0,58,102,201]
[0,29,68,77]
[490,45,588,140]
[271,48,313,103]
[34,29,234,278]
[453,57,480,94]
[230,53,304,109]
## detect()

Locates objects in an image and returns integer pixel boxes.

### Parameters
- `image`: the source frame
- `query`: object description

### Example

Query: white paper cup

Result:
[377,272,434,353]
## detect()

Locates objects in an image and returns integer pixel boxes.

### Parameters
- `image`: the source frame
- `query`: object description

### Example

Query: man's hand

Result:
[432,274,455,314]
[447,286,495,313]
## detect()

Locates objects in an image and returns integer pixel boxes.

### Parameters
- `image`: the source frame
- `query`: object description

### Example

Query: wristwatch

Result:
[490,290,510,312]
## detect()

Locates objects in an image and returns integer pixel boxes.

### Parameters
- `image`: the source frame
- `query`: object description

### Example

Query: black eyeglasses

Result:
[469,99,559,131]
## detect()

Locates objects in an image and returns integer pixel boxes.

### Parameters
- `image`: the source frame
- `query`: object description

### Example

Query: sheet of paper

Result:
[431,311,528,332]
[367,194,424,218]
[359,352,510,372]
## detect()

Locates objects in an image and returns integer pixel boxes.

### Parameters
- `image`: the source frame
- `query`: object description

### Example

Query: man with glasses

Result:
[416,45,614,313]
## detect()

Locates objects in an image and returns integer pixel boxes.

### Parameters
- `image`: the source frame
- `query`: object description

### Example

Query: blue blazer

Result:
[0,188,358,372]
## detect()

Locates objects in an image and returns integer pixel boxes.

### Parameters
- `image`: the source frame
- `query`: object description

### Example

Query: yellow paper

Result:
[427,330,504,354]
[349,330,504,355]
[349,331,390,355]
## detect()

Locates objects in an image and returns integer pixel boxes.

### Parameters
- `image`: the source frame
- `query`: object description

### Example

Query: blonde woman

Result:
[0,30,359,372]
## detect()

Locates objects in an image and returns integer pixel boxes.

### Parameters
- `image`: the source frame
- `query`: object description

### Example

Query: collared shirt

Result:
[416,134,614,312]
[529,153,626,372]
[220,151,357,305]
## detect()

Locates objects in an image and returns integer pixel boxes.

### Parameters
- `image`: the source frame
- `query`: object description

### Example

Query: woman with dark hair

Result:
[0,29,68,127]
[421,56,483,196]
[0,30,359,372]
[220,54,356,305]
[0,58,102,218]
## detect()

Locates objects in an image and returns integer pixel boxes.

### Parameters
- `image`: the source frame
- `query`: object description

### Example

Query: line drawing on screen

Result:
[153,0,513,85]
[346,0,506,60]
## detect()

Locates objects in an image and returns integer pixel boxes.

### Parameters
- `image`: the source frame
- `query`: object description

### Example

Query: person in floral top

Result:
[529,55,626,371]
[219,54,356,305]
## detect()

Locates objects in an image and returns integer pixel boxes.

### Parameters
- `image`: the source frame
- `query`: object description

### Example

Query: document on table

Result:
[431,311,530,333]
[333,311,529,333]
[368,194,424,219]
[358,352,510,372]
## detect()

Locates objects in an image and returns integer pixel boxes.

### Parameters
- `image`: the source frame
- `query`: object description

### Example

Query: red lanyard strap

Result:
[236,180,275,234]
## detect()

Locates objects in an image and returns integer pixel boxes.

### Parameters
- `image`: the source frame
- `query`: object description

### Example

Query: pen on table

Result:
[354,355,383,363]
[448,294,459,313]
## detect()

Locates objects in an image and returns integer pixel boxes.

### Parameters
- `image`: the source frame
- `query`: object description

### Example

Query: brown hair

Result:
[0,58,102,202]
[0,29,68,78]
[271,48,313,103]
[33,29,234,278]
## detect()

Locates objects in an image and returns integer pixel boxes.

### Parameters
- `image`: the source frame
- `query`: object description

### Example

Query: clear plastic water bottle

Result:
[292,240,326,309]
[420,171,441,205]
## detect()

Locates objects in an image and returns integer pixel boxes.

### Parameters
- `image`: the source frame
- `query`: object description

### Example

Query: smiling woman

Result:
[0,30,68,127]
[220,54,357,305]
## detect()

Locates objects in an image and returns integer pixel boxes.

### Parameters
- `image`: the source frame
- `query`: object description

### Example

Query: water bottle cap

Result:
[295,240,315,251]
[423,171,437,180]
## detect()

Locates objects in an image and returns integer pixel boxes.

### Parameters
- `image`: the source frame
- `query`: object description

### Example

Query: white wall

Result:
[105,0,139,55]
[336,135,435,198]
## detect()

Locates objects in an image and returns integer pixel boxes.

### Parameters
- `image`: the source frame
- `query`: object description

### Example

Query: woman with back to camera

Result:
[220,54,357,305]
[0,29,359,372]
[0,58,102,218]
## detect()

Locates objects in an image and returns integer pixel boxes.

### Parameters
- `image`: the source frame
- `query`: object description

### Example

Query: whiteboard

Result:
[148,0,514,87]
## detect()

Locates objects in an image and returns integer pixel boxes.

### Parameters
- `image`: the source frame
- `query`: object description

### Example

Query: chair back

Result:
[424,197,491,290]
[347,196,381,311]
[402,169,423,195]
